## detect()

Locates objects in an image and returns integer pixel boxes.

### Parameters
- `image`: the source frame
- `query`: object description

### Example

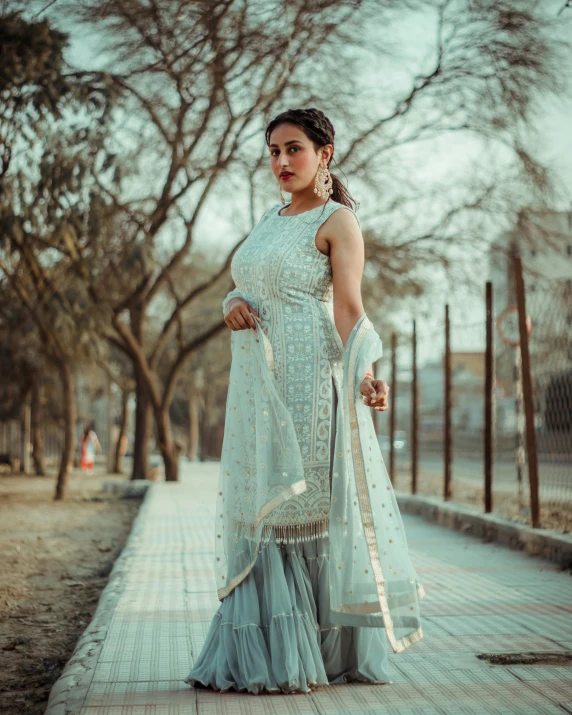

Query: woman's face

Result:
[268,123,332,197]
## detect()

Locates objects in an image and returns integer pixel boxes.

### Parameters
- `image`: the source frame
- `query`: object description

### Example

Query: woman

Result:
[80,423,101,475]
[184,108,425,694]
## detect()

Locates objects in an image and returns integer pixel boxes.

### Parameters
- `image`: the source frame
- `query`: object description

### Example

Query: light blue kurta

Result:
[184,201,394,694]
[222,201,352,537]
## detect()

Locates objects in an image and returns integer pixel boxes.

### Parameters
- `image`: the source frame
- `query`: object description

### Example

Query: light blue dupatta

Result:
[215,308,425,654]
[328,313,425,652]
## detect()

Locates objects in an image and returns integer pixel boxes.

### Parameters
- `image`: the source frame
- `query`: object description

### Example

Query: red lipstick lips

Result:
[280,172,293,180]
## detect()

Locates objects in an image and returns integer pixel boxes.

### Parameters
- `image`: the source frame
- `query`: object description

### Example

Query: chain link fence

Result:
[376,273,572,531]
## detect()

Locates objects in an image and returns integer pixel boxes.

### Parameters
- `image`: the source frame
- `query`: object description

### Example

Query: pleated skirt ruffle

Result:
[184,533,392,694]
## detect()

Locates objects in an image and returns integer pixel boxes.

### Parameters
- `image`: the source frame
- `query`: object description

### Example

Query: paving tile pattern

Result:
[47,461,572,714]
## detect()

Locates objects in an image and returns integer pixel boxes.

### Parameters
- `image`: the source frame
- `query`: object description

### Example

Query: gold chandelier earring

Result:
[314,161,333,199]
[280,185,286,204]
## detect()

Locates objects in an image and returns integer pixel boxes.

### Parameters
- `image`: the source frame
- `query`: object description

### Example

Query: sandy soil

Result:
[0,468,143,714]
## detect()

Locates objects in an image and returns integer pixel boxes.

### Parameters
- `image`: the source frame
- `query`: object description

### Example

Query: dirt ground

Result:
[393,465,572,533]
[0,468,143,715]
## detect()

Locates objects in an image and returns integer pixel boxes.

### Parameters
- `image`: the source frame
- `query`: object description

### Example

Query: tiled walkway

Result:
[47,461,572,714]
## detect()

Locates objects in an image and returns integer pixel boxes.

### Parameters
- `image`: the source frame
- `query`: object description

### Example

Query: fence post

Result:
[411,319,418,495]
[389,332,397,485]
[513,254,540,528]
[444,305,452,500]
[484,281,494,513]
[513,348,527,513]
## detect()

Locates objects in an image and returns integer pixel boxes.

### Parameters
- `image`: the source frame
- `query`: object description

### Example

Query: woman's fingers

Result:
[365,399,388,409]
[370,380,389,404]
[365,397,388,411]
[237,310,251,330]
[225,301,263,331]
[362,379,390,411]
[249,308,262,327]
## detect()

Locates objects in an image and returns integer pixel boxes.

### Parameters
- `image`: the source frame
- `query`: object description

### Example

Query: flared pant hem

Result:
[185,377,392,695]
[184,534,392,695]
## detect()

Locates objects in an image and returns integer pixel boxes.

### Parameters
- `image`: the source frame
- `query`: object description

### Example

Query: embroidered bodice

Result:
[227,200,360,532]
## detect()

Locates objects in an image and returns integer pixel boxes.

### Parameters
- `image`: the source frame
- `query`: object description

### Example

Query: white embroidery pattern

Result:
[228,201,359,527]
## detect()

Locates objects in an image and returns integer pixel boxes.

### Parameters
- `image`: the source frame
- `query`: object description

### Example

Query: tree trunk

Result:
[130,305,152,481]
[155,405,178,481]
[30,379,46,476]
[187,390,200,461]
[54,361,77,501]
[201,386,217,460]
[31,380,46,477]
[131,370,152,480]
[20,388,31,475]
[113,389,129,474]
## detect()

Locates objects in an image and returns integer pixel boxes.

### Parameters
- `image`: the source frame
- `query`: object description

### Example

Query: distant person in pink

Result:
[80,424,102,475]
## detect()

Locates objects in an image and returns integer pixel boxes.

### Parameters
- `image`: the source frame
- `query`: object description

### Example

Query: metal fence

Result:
[376,266,572,532]
[0,417,111,474]
[0,419,65,472]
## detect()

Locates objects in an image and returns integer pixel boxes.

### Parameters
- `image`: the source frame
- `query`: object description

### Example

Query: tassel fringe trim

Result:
[233,518,330,545]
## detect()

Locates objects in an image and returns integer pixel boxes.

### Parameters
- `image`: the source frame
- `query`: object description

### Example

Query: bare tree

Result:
[35,0,385,480]
[0,10,120,498]
[80,0,570,476]
[8,0,571,482]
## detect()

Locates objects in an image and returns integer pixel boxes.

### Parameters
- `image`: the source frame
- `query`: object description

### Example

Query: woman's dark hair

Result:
[265,108,358,211]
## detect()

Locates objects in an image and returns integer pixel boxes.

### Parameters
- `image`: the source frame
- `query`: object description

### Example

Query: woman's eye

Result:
[270,147,299,156]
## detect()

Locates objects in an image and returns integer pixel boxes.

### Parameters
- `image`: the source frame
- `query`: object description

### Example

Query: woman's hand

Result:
[224,298,262,331]
[359,378,390,411]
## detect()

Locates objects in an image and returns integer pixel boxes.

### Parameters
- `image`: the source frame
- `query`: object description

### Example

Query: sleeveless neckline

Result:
[276,202,332,218]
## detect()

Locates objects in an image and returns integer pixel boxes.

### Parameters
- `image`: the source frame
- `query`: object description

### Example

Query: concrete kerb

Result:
[45,480,152,715]
[395,491,572,570]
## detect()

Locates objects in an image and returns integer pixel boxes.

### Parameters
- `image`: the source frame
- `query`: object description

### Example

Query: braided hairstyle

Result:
[265,108,358,211]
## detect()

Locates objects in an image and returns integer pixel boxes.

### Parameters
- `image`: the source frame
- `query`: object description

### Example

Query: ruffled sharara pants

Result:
[184,381,392,694]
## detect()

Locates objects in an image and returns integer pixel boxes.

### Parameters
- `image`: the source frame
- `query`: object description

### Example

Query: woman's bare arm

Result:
[324,208,366,346]
[324,208,389,410]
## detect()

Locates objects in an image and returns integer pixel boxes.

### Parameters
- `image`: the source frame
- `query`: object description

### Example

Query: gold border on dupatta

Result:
[217,478,306,600]
[345,316,424,654]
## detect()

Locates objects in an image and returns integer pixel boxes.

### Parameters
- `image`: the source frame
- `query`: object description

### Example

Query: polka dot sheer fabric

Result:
[214,311,425,653]
[328,314,425,653]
